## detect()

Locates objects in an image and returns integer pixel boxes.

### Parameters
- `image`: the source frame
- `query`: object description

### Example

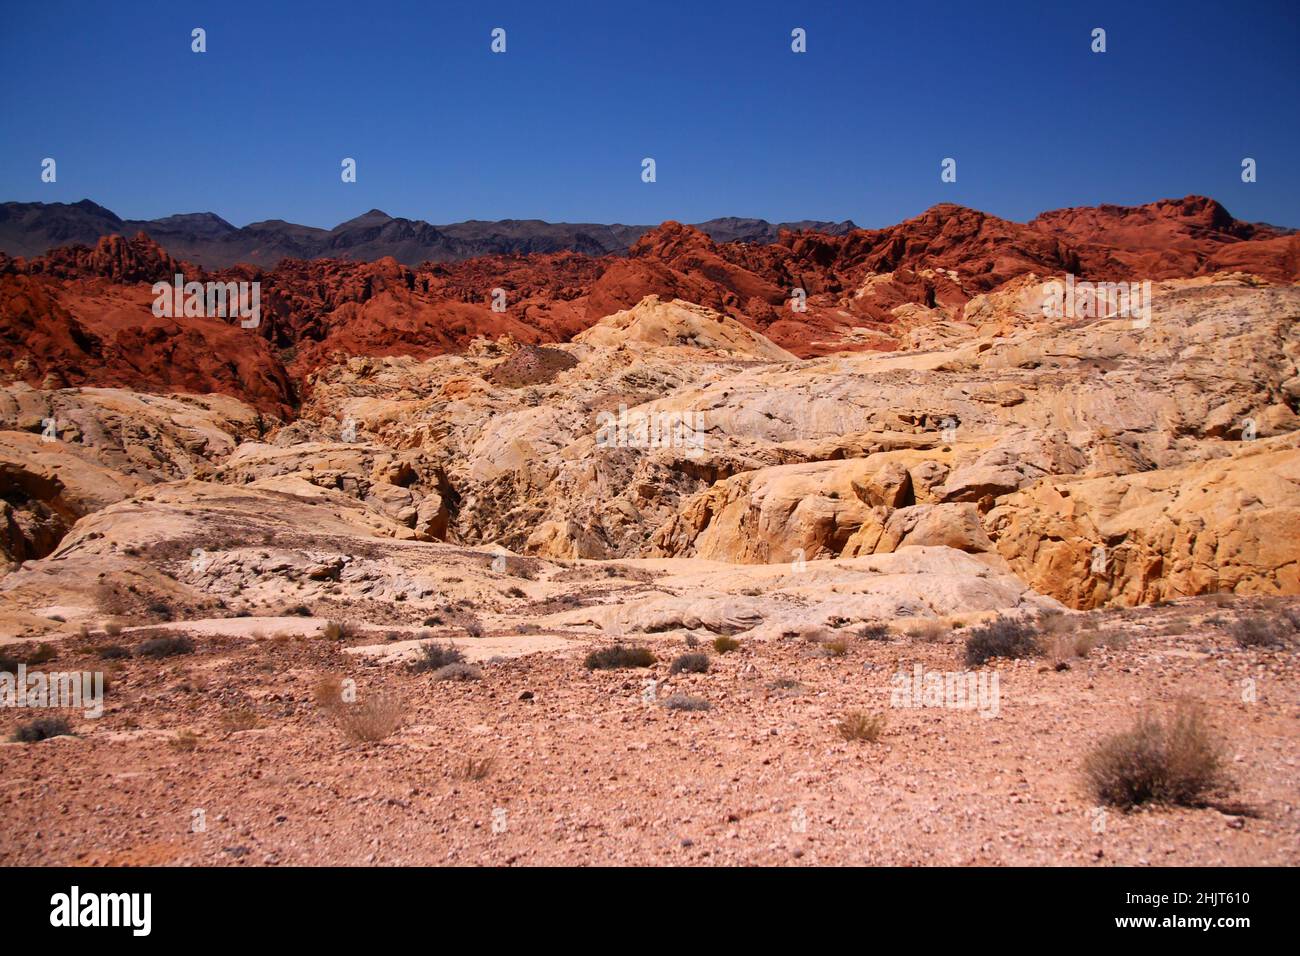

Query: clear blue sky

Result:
[2,0,1296,228]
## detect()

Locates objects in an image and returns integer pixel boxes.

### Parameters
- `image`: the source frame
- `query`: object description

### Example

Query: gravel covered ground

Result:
[2,595,1297,866]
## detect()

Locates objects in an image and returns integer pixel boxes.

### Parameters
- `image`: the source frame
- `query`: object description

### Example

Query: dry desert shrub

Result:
[219,708,260,733]
[170,729,201,752]
[337,696,405,744]
[963,617,1040,666]
[322,620,357,641]
[1038,614,1100,663]
[837,711,886,743]
[669,652,710,675]
[26,643,57,665]
[1280,605,1300,631]
[906,620,951,643]
[455,755,497,781]
[11,715,72,742]
[146,600,174,621]
[816,638,849,658]
[101,662,124,693]
[1083,701,1227,809]
[859,622,891,642]
[661,693,711,712]
[412,641,465,672]
[1228,614,1293,649]
[712,635,740,654]
[1035,609,1070,635]
[103,620,124,638]
[313,674,346,710]
[766,677,807,698]
[1044,631,1099,666]
[434,662,482,682]
[584,645,656,670]
[137,634,194,659]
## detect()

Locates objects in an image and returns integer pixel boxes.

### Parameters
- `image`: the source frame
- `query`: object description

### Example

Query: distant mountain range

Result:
[0,200,859,268]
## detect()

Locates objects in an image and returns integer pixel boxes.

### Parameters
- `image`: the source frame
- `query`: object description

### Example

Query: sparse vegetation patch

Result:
[434,662,482,682]
[662,693,711,711]
[137,634,194,659]
[337,696,405,744]
[1084,701,1228,809]
[669,652,709,675]
[584,645,656,670]
[963,617,1040,666]
[11,716,73,742]
[1228,615,1293,649]
[413,642,465,672]
[837,711,886,743]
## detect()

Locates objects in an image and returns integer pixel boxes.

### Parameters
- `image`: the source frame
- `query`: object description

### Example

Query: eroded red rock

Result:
[2,197,1294,415]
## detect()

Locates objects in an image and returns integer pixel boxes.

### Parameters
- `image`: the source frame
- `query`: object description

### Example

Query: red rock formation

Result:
[576,209,1081,354]
[1029,195,1296,281]
[2,197,1294,416]
[0,236,295,416]
[0,273,297,417]
[19,232,189,284]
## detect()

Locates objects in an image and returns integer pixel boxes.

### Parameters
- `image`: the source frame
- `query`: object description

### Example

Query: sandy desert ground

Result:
[1,590,1297,866]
